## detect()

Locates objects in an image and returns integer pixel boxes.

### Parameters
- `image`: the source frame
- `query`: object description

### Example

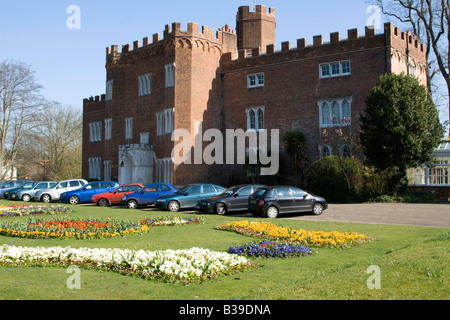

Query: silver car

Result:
[34,179,88,203]
[16,181,58,202]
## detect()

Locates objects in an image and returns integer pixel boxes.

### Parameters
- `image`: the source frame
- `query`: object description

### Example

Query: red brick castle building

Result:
[82,4,427,186]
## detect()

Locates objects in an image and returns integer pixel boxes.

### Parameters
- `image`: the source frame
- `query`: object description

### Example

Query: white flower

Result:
[0,244,249,282]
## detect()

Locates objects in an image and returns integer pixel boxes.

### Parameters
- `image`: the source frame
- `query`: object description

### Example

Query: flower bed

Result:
[229,241,312,258]
[0,205,72,218]
[0,218,148,239]
[0,245,254,284]
[216,221,375,248]
[140,215,205,227]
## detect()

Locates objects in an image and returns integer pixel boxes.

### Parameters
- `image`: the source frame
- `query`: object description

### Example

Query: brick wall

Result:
[82,5,429,188]
[236,5,276,51]
[221,22,427,167]
[82,95,106,179]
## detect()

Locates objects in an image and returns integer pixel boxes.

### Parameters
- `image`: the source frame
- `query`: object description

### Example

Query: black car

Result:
[248,186,327,218]
[196,184,265,215]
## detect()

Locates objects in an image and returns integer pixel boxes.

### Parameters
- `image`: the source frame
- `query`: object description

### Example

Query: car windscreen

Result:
[175,186,190,194]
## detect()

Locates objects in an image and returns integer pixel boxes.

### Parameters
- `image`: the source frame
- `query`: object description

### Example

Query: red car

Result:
[91,183,144,207]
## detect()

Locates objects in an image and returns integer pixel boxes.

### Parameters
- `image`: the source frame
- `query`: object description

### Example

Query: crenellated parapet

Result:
[222,22,427,73]
[83,94,106,113]
[236,4,275,20]
[105,21,238,67]
[236,5,276,52]
[384,22,428,75]
[164,22,236,42]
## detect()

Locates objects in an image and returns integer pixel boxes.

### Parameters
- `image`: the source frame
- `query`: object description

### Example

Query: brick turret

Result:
[236,5,276,52]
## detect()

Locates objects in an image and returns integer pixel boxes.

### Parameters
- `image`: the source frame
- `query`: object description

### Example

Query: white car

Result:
[33,179,88,203]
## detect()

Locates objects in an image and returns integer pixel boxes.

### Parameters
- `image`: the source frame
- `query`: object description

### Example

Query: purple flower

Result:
[229,241,311,258]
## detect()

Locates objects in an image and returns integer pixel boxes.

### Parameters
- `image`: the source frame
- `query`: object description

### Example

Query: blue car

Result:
[0,180,34,199]
[3,181,36,200]
[60,181,119,205]
[122,183,177,209]
[154,183,226,212]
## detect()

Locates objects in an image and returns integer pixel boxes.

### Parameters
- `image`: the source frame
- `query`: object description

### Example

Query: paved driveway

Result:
[122,202,450,228]
[284,203,450,228]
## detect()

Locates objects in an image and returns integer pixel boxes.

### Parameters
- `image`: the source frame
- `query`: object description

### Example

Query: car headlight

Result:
[121,196,126,201]
[156,199,166,202]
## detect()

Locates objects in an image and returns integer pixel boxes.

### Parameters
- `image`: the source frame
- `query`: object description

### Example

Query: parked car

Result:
[60,181,120,205]
[154,183,226,212]
[196,184,265,215]
[92,183,144,207]
[34,179,88,203]
[0,180,34,199]
[0,181,24,189]
[16,181,58,202]
[4,181,39,200]
[248,186,328,218]
[121,183,177,209]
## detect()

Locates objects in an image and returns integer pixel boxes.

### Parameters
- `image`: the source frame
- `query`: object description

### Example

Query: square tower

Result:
[236,5,276,51]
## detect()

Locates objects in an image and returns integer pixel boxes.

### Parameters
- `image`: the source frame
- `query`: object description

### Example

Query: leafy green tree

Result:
[360,73,444,194]
[308,156,363,202]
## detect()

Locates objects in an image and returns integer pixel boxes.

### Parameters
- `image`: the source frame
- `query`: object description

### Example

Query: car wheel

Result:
[22,194,31,202]
[69,196,80,205]
[266,206,279,219]
[168,200,180,212]
[41,194,52,203]
[127,200,138,209]
[312,203,324,215]
[214,203,227,215]
[98,198,109,207]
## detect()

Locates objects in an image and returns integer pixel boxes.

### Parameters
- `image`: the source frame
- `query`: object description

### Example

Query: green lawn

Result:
[0,201,448,300]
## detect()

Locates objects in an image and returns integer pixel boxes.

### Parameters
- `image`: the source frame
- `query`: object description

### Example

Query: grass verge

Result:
[0,201,448,300]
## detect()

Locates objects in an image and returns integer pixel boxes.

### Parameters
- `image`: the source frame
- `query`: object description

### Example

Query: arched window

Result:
[321,145,331,158]
[249,109,256,130]
[331,101,340,124]
[322,102,330,125]
[342,100,350,124]
[342,145,352,158]
[257,108,264,130]
[319,98,352,128]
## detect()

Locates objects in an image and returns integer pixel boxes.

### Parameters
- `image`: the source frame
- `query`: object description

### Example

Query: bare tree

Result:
[370,0,449,131]
[21,104,82,180]
[0,60,44,179]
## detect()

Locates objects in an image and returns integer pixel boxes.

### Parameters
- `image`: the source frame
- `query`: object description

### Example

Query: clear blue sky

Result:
[0,0,447,130]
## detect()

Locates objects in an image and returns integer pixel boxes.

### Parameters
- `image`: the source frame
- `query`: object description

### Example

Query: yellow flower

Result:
[221,220,373,248]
